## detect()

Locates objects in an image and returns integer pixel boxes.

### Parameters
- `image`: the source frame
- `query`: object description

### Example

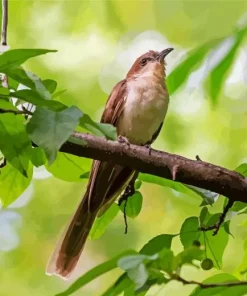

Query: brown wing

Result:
[101,79,127,125]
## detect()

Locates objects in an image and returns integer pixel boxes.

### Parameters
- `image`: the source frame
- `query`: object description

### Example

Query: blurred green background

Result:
[1,0,247,295]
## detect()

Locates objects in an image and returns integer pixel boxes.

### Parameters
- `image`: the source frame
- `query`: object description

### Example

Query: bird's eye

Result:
[140,58,147,66]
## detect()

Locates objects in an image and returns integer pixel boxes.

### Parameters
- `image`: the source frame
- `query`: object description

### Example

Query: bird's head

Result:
[126,48,174,80]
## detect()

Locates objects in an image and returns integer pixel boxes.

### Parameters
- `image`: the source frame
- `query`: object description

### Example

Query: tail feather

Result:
[46,191,98,279]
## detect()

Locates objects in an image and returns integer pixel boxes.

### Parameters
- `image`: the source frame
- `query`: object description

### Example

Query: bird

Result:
[46,47,174,279]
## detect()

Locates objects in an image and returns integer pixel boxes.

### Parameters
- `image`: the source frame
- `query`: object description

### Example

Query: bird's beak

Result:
[157,48,174,62]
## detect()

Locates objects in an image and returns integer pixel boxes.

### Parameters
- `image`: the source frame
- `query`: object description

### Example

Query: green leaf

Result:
[45,152,89,182]
[205,27,247,105]
[127,263,148,290]
[186,185,219,206]
[118,254,158,271]
[199,207,210,226]
[118,254,158,290]
[119,191,143,218]
[138,174,215,205]
[12,89,117,140]
[27,106,82,164]
[0,48,57,71]
[42,79,57,94]
[235,163,247,177]
[89,203,119,240]
[135,180,142,190]
[0,87,10,96]
[140,234,174,255]
[0,98,17,110]
[0,162,33,207]
[152,248,175,274]
[180,217,200,248]
[174,246,204,269]
[5,67,36,90]
[0,113,32,176]
[31,147,46,167]
[55,250,136,296]
[201,214,229,268]
[190,273,247,296]
[52,89,67,99]
[12,89,65,111]
[80,114,117,140]
[167,39,221,95]
[101,273,132,296]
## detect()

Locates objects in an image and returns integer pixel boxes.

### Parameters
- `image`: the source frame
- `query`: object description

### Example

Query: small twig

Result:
[1,0,8,46]
[118,172,139,234]
[0,108,33,116]
[196,155,202,161]
[172,274,247,289]
[199,199,234,235]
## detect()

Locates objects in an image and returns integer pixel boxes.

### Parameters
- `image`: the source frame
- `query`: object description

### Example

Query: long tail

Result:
[46,189,98,279]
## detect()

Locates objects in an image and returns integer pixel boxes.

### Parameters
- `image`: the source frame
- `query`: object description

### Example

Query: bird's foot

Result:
[117,136,130,148]
[144,144,152,155]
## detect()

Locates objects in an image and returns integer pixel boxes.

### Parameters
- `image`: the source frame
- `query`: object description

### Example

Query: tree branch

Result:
[1,0,8,46]
[59,132,247,204]
[173,274,247,289]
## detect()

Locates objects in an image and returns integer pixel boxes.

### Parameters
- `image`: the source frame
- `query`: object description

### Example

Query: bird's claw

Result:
[117,136,130,148]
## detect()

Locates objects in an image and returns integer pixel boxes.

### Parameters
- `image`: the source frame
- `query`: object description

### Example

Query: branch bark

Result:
[59,132,247,203]
[1,0,8,46]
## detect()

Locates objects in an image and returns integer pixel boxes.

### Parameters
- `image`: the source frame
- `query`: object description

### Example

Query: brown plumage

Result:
[46,48,173,278]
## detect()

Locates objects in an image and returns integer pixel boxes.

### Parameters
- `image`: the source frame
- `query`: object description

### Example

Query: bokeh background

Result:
[1,0,247,295]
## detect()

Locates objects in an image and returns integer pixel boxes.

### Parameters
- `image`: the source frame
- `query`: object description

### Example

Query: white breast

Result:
[117,78,169,145]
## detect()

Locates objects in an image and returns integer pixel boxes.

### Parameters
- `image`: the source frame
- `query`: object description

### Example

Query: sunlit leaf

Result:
[235,163,247,177]
[174,246,203,269]
[45,152,90,182]
[167,39,221,95]
[27,106,82,164]
[0,113,32,176]
[119,191,143,218]
[0,162,33,207]
[206,27,247,105]
[0,48,56,71]
[55,250,136,296]
[89,203,119,240]
[152,248,175,274]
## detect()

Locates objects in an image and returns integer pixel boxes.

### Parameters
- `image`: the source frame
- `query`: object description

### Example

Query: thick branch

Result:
[59,132,247,203]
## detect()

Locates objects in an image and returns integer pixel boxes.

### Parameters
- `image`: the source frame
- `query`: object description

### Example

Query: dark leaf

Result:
[180,217,200,248]
[31,147,46,167]
[27,106,82,164]
[0,48,56,71]
[140,234,174,255]
[42,79,57,94]
[119,191,143,218]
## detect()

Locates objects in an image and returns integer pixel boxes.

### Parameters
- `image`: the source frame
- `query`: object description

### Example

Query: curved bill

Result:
[157,48,174,61]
